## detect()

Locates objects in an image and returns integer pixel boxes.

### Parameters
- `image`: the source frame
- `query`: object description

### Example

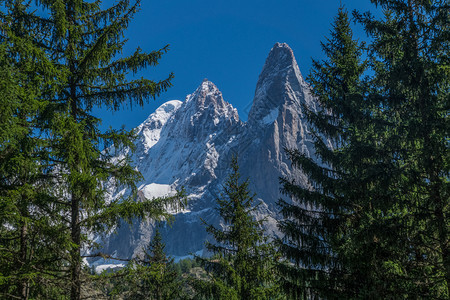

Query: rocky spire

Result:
[186,80,228,111]
[166,80,240,142]
[247,42,311,126]
[98,43,317,263]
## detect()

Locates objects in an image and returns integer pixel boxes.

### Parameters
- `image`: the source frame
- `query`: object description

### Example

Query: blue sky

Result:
[97,0,379,130]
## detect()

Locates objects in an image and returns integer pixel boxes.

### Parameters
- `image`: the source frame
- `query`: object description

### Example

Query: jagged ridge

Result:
[96,43,317,269]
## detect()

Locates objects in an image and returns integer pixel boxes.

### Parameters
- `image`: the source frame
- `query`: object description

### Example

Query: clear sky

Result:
[96,0,379,130]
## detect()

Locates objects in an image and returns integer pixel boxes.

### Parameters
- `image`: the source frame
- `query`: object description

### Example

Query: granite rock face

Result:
[241,42,316,212]
[98,43,317,263]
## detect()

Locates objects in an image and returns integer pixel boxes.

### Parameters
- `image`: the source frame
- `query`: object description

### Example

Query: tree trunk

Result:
[19,221,29,300]
[70,194,81,300]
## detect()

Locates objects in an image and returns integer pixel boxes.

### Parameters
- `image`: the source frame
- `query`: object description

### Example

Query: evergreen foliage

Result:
[1,0,447,299]
[1,1,182,299]
[278,7,371,299]
[121,227,181,300]
[194,156,282,300]
[278,1,449,299]
[0,1,67,298]
[353,2,449,297]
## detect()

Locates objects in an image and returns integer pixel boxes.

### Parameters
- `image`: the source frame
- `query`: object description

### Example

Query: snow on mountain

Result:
[97,43,317,261]
[136,100,183,151]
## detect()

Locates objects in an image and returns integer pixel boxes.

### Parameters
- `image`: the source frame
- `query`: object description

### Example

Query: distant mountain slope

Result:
[98,43,317,263]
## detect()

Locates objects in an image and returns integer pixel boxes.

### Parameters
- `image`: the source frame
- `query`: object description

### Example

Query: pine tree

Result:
[278,2,449,299]
[277,7,370,299]
[123,227,181,300]
[0,1,66,298]
[195,156,282,300]
[1,1,183,299]
[353,0,449,297]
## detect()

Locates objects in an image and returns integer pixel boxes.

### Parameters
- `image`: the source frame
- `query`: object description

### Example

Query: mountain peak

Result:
[185,79,225,110]
[247,42,309,126]
[270,42,294,56]
[199,79,219,93]
[264,42,297,72]
[140,100,182,129]
[100,44,316,261]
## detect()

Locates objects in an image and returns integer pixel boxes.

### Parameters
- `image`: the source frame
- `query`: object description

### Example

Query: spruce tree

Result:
[0,1,66,298]
[0,1,182,299]
[354,1,449,297]
[277,7,369,299]
[195,156,281,300]
[278,2,449,299]
[123,227,180,300]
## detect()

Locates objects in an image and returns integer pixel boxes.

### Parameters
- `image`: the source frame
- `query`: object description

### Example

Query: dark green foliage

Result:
[278,1,449,299]
[35,0,182,298]
[117,228,181,300]
[1,0,182,299]
[175,258,202,274]
[0,1,68,298]
[195,157,282,300]
[353,1,449,297]
[277,7,369,299]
